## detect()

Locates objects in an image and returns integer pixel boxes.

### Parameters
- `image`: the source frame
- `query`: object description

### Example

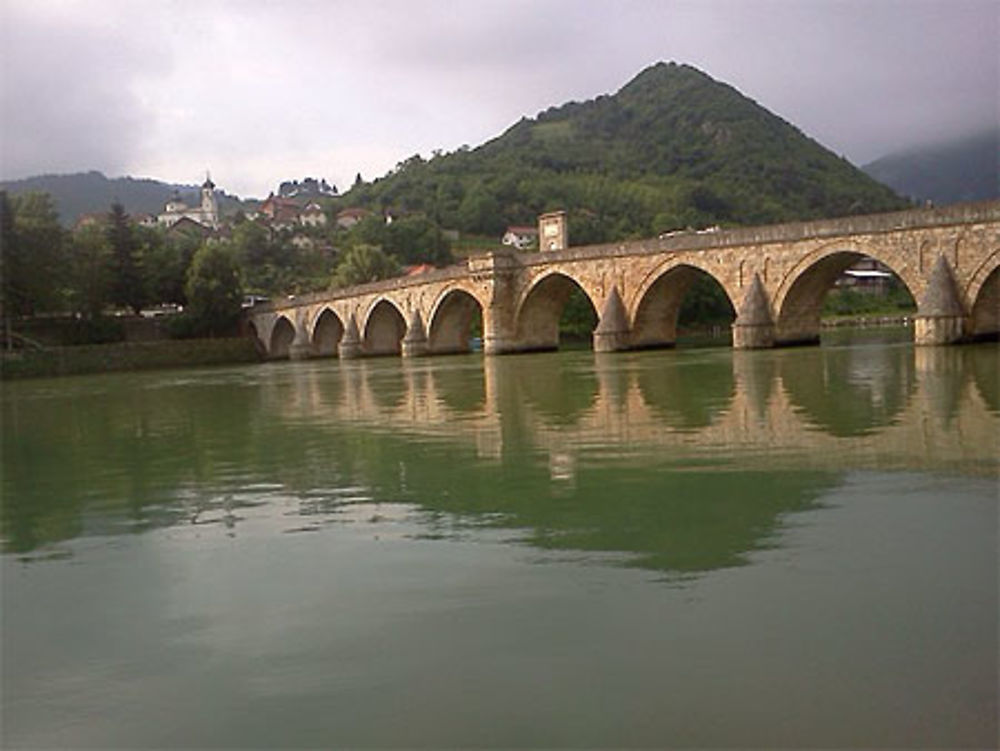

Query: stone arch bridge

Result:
[245,201,1000,359]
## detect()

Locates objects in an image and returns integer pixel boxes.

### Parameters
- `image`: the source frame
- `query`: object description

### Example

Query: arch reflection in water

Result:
[634,350,736,431]
[779,336,917,437]
[486,353,600,427]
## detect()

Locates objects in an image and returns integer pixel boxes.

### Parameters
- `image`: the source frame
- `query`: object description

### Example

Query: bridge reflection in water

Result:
[3,335,996,579]
[267,337,997,476]
[236,336,994,573]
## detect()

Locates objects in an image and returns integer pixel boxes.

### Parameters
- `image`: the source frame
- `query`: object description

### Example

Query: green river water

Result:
[2,329,997,748]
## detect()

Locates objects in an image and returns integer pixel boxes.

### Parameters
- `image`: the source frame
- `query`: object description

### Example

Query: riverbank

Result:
[0,338,261,380]
[821,313,911,328]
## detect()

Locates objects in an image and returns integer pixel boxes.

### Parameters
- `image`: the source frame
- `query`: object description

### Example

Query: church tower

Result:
[200,172,219,228]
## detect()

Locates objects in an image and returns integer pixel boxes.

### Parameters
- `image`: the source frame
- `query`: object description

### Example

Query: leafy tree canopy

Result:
[183,240,243,337]
[107,202,146,313]
[2,191,66,319]
[331,244,400,289]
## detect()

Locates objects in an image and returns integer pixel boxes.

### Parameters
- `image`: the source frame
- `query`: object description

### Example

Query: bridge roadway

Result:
[246,201,1000,358]
[259,346,998,479]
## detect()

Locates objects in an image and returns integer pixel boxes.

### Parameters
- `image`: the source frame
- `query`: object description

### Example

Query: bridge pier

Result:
[288,316,313,360]
[401,311,429,357]
[593,286,632,353]
[914,256,967,346]
[483,338,555,355]
[732,274,776,350]
[914,315,966,346]
[732,323,777,350]
[289,341,313,360]
[338,314,362,359]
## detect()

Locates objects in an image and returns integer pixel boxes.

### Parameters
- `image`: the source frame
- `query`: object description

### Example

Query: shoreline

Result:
[1,338,261,380]
[0,314,922,380]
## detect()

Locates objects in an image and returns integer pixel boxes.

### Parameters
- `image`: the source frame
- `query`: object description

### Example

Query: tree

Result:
[232,220,273,269]
[165,222,207,288]
[384,215,453,266]
[2,191,66,329]
[457,184,503,236]
[331,244,400,288]
[184,240,243,337]
[137,225,186,306]
[67,223,112,319]
[106,202,145,313]
[232,220,291,294]
[349,214,389,248]
[677,273,735,327]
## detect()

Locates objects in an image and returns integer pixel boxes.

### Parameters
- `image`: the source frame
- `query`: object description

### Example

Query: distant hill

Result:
[862,129,999,206]
[0,171,247,227]
[343,62,909,243]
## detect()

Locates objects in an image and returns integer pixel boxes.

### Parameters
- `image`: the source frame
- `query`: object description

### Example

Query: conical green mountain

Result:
[345,62,908,244]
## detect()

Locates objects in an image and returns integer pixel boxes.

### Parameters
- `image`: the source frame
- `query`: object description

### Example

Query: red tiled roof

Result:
[405,264,435,276]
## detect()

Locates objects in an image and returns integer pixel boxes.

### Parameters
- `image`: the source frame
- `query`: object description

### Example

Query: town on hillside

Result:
[75,172,536,266]
[1,171,562,352]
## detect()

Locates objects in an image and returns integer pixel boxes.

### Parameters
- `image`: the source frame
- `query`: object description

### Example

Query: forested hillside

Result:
[342,62,908,244]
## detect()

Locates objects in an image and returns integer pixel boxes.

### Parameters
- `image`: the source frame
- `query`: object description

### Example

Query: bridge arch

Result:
[428,286,484,354]
[269,315,296,359]
[773,243,917,346]
[363,297,407,356]
[312,307,344,357]
[514,270,599,352]
[967,251,1000,339]
[630,261,736,349]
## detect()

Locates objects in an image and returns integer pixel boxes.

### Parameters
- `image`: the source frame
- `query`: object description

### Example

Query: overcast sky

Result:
[1,0,996,198]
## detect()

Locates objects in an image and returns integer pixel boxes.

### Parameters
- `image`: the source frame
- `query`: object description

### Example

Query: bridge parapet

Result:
[516,200,1000,266]
[250,263,470,316]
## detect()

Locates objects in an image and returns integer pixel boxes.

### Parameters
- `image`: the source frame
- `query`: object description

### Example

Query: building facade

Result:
[157,174,220,229]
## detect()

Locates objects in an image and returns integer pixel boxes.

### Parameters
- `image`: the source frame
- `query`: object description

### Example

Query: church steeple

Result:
[200,170,219,228]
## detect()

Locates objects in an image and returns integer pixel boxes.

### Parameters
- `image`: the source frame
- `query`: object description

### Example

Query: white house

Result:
[299,202,328,228]
[502,225,538,250]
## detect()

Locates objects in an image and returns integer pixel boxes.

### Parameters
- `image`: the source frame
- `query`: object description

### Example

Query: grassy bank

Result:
[1,337,261,380]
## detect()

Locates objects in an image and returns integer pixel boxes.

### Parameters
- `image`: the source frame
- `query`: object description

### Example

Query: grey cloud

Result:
[0,6,171,179]
[0,0,994,193]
